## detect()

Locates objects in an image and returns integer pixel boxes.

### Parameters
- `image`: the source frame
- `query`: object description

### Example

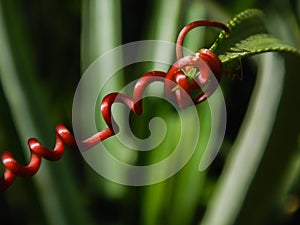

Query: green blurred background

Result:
[0,0,299,225]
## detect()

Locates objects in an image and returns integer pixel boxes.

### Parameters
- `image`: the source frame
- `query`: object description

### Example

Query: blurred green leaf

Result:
[0,1,93,225]
[201,7,300,225]
[81,0,128,200]
[139,1,185,224]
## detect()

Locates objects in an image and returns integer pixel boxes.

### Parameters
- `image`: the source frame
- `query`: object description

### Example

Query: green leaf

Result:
[210,9,300,66]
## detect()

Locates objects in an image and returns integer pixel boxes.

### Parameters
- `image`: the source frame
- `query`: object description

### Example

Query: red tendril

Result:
[0,20,230,191]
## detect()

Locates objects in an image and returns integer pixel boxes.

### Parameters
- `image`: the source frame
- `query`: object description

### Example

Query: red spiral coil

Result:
[0,20,230,191]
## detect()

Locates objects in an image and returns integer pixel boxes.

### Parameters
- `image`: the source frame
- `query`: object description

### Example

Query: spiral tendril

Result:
[0,20,229,191]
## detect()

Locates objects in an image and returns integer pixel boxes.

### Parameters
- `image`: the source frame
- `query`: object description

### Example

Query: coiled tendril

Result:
[0,20,230,191]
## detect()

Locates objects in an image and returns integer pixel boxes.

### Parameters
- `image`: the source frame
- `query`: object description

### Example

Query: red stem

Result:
[176,20,230,59]
[0,20,229,191]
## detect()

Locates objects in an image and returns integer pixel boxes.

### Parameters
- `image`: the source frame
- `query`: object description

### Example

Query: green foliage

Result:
[0,1,300,225]
[211,9,299,63]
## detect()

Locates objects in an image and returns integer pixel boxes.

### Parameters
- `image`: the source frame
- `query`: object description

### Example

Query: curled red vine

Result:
[0,20,230,191]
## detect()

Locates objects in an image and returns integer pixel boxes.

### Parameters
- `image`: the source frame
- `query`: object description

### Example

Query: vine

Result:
[1,9,299,191]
